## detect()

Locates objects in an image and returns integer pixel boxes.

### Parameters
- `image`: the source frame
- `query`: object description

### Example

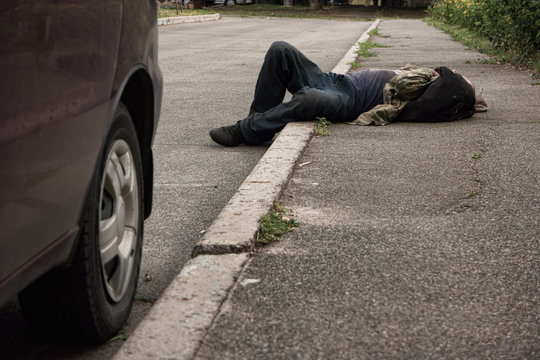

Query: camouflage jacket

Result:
[347,64,438,126]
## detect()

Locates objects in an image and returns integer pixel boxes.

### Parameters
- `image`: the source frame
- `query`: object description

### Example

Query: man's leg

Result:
[240,78,356,145]
[248,41,327,114]
[209,42,354,147]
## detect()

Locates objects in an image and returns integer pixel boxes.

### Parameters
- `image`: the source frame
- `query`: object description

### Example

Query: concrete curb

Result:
[113,19,380,359]
[113,254,249,360]
[192,122,316,256]
[333,19,381,74]
[157,13,220,26]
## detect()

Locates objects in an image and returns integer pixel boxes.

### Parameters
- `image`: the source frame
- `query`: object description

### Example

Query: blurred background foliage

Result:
[429,0,540,72]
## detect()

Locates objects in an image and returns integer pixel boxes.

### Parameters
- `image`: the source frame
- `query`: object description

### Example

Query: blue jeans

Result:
[239,41,359,145]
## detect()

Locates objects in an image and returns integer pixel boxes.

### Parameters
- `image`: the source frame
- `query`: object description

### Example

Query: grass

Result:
[349,37,390,69]
[107,333,128,343]
[466,152,483,199]
[368,28,389,38]
[220,4,352,20]
[472,153,483,160]
[425,18,498,61]
[158,3,427,23]
[257,201,299,244]
[204,4,357,20]
[157,3,426,22]
[357,38,390,57]
[198,4,425,21]
[315,117,332,136]
[158,3,217,17]
[425,18,540,80]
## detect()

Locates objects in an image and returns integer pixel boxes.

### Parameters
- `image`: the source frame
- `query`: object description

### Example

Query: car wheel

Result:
[226,0,235,5]
[19,103,144,343]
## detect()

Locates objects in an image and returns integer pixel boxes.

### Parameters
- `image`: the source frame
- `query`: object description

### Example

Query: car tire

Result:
[19,103,144,343]
[225,0,235,5]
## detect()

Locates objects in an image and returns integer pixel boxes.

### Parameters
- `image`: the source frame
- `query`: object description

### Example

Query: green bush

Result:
[429,0,540,63]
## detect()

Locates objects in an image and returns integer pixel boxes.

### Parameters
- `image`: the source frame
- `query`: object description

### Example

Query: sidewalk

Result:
[118,19,539,359]
[193,20,540,358]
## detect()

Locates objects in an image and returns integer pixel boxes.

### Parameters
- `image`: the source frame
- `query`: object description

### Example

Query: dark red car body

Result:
[0,1,162,307]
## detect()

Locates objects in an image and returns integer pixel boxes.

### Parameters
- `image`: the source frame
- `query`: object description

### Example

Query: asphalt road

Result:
[0,16,373,360]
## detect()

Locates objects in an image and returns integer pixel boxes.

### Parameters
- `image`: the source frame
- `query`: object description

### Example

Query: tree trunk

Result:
[309,0,322,10]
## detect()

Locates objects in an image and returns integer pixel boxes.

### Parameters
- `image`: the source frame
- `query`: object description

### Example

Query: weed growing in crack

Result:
[315,117,332,136]
[349,37,391,69]
[257,201,299,244]
[472,153,484,159]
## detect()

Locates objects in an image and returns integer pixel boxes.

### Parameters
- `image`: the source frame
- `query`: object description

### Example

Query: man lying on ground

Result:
[209,41,488,147]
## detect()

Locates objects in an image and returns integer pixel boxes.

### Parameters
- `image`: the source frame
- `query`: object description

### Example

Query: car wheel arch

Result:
[113,66,157,219]
[59,66,157,276]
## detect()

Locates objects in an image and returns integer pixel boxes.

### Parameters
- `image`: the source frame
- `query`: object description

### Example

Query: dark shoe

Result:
[209,123,245,147]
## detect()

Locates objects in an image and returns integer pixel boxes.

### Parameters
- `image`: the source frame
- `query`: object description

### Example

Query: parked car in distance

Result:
[0,0,162,343]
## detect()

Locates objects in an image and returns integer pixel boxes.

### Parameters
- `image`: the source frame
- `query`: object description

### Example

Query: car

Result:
[0,0,163,342]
